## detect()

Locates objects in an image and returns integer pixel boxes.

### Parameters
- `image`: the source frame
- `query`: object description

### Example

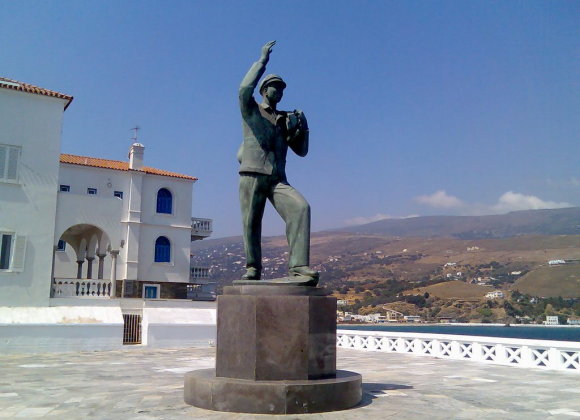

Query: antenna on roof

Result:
[130,126,140,143]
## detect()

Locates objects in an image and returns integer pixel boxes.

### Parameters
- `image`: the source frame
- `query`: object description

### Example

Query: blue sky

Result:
[2,1,579,238]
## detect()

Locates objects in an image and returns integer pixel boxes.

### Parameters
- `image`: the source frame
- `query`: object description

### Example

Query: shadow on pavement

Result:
[354,382,414,408]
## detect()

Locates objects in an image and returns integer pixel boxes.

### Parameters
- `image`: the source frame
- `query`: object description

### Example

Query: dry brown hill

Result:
[511,265,580,298]
[409,281,495,300]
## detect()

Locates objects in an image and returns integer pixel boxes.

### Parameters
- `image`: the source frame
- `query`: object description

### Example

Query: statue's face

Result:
[263,83,284,104]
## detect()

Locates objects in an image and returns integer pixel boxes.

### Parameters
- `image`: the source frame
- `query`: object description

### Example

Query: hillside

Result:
[191,208,580,315]
[192,208,580,322]
[337,207,580,239]
[512,266,580,299]
[410,281,496,300]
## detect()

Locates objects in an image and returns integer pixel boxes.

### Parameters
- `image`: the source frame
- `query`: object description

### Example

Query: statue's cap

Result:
[259,74,286,94]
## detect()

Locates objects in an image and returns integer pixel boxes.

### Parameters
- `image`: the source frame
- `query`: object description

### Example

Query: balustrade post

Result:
[432,339,441,358]
[472,342,482,362]
[520,345,532,368]
[50,246,57,298]
[76,261,84,279]
[354,335,363,350]
[414,338,422,355]
[495,344,507,365]
[110,250,119,298]
[548,347,561,370]
[86,256,95,279]
[451,340,461,359]
[97,254,106,279]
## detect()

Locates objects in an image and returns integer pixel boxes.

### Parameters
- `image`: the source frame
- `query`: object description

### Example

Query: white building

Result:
[0,77,216,354]
[545,316,559,325]
[53,148,212,300]
[485,290,505,299]
[404,315,422,323]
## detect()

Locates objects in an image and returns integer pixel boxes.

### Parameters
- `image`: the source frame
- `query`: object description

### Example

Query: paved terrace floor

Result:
[0,347,579,420]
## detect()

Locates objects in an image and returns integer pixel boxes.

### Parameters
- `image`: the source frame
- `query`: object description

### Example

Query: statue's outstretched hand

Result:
[260,40,276,64]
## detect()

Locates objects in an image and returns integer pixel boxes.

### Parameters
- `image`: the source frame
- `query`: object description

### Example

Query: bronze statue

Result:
[237,41,318,283]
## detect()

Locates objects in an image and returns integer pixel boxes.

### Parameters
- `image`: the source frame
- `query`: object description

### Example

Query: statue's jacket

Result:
[238,61,309,183]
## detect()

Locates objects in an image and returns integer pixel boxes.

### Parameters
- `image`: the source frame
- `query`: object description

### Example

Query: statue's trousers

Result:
[239,173,310,270]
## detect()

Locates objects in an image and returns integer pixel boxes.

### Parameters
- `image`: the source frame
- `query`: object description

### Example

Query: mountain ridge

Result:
[333,207,580,239]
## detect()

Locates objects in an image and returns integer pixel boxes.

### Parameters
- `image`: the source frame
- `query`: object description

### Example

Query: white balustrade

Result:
[190,266,210,279]
[191,218,213,233]
[53,278,112,298]
[337,330,580,373]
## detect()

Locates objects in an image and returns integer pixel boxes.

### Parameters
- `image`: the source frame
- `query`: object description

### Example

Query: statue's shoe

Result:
[289,266,319,278]
[241,267,261,280]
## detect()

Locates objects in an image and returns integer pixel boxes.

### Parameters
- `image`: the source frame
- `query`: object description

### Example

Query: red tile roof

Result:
[0,77,73,110]
[60,154,198,181]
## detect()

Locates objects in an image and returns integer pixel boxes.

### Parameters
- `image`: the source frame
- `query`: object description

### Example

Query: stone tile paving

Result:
[0,347,579,419]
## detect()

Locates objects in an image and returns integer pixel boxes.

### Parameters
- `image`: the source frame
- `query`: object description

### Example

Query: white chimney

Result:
[129,142,145,170]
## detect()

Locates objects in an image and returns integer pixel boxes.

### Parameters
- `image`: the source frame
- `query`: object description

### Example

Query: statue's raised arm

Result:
[239,40,277,117]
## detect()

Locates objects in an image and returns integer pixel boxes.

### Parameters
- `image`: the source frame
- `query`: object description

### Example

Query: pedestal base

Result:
[184,368,362,414]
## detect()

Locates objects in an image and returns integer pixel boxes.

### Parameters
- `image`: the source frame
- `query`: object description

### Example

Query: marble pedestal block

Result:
[184,284,362,414]
[217,285,336,381]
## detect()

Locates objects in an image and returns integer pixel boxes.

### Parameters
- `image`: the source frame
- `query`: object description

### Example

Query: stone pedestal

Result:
[184,284,362,414]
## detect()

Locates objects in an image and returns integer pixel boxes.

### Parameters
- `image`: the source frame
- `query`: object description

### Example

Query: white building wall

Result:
[54,162,195,285]
[0,89,68,307]
[54,164,127,279]
[137,175,193,283]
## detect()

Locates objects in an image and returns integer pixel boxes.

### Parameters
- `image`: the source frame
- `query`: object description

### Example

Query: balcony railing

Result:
[337,330,580,373]
[53,278,112,298]
[191,217,212,241]
[190,266,210,280]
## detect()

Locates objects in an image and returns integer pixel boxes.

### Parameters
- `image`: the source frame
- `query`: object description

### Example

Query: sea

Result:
[338,324,580,342]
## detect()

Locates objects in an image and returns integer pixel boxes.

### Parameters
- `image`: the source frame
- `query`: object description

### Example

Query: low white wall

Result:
[0,301,218,354]
[143,307,216,349]
[0,306,124,355]
[338,330,580,373]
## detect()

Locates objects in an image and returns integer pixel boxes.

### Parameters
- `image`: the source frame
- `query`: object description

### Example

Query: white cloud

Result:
[344,214,419,226]
[491,191,572,212]
[414,190,465,209]
[415,189,573,215]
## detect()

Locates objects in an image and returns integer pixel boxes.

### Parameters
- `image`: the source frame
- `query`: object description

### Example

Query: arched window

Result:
[156,188,172,214]
[154,236,171,263]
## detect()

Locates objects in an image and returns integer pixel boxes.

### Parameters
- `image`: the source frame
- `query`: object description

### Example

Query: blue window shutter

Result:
[154,237,171,262]
[156,189,172,214]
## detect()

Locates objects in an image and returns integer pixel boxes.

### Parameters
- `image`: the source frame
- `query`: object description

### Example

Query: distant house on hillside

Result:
[438,316,456,324]
[384,309,404,322]
[544,316,559,325]
[485,290,504,299]
[404,315,422,323]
